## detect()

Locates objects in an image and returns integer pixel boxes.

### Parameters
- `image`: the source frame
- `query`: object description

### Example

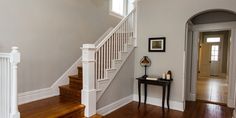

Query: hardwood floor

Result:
[19,96,85,118]
[197,77,228,104]
[105,101,233,118]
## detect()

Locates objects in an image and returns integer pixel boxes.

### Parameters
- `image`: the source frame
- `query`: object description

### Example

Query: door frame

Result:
[185,21,236,108]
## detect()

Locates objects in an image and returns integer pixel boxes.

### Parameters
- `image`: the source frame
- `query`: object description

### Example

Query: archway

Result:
[184,9,236,108]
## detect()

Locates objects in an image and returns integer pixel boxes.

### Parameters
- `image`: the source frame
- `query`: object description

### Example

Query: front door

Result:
[210,44,220,76]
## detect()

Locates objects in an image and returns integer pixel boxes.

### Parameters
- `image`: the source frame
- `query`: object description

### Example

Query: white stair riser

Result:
[118,52,128,60]
[105,69,116,79]
[128,37,134,45]
[111,60,122,68]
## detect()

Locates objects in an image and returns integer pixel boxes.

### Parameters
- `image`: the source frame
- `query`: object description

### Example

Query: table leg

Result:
[167,83,171,109]
[138,81,141,108]
[144,83,147,104]
[162,85,166,111]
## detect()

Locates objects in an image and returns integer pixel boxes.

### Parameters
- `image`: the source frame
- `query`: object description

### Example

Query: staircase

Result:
[19,66,104,118]
[19,9,136,118]
[59,67,83,102]
[19,67,86,118]
[81,9,136,117]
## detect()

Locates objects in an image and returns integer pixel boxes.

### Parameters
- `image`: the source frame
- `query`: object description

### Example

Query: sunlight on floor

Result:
[197,77,228,104]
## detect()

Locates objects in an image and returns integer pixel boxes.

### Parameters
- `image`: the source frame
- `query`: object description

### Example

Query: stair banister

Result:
[0,47,20,118]
[96,9,136,50]
[81,9,136,117]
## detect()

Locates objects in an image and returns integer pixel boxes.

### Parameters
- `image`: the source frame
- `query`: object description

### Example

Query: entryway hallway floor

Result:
[105,101,233,118]
[197,76,228,104]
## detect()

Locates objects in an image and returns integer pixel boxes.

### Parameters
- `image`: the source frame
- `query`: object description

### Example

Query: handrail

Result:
[95,9,136,51]
[95,27,113,46]
[0,53,11,58]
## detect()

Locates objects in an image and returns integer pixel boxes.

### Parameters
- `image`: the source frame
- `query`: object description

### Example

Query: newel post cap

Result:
[81,44,96,50]
[10,46,20,64]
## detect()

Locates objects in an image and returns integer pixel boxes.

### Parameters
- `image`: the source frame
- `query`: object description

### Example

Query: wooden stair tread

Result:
[60,85,81,92]
[19,96,85,118]
[69,75,82,80]
[90,114,103,118]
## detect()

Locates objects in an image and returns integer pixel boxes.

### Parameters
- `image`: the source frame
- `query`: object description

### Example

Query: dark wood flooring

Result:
[104,101,233,118]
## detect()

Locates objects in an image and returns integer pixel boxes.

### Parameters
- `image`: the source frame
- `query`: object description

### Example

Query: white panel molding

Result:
[133,94,184,112]
[97,95,133,116]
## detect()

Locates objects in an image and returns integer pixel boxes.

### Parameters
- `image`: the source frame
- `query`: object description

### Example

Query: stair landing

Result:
[19,96,85,118]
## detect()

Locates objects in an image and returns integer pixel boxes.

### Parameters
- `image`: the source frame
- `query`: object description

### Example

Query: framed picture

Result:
[148,37,166,52]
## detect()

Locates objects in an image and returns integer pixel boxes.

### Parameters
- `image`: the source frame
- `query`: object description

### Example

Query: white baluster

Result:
[111,35,114,60]
[98,50,101,80]
[10,47,20,118]
[108,39,111,69]
[133,9,137,46]
[106,41,108,69]
[101,46,104,79]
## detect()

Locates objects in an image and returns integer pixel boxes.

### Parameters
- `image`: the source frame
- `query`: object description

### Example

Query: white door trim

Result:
[184,21,236,108]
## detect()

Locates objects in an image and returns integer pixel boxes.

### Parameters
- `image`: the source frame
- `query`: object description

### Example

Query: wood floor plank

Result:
[105,101,233,118]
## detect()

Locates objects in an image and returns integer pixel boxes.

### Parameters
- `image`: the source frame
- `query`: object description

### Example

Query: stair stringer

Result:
[96,40,135,101]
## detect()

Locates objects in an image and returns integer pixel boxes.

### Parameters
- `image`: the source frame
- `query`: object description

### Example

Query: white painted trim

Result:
[189,93,196,101]
[109,11,124,20]
[18,88,58,105]
[133,94,184,111]
[228,98,235,108]
[233,110,236,118]
[95,28,113,46]
[97,95,133,116]
[52,57,82,88]
[184,21,236,108]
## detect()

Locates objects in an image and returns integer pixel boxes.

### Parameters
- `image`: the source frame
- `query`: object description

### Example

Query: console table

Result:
[136,77,173,111]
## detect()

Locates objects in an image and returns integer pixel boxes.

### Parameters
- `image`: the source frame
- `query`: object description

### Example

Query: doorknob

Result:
[209,61,211,63]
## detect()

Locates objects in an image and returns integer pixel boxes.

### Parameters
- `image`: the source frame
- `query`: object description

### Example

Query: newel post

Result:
[81,44,96,117]
[10,47,20,118]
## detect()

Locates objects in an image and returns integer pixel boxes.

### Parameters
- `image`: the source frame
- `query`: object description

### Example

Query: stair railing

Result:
[81,9,136,117]
[95,9,136,81]
[0,47,20,118]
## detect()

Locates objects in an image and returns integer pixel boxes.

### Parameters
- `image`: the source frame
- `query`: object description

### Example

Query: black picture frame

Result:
[148,37,166,52]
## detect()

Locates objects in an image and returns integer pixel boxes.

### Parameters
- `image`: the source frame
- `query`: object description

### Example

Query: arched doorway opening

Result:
[184,9,236,107]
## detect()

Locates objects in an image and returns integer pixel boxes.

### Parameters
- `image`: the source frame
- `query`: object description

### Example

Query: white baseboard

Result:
[18,88,58,105]
[18,57,82,105]
[133,94,184,111]
[97,95,133,116]
[227,98,235,108]
[233,110,236,118]
[189,93,196,101]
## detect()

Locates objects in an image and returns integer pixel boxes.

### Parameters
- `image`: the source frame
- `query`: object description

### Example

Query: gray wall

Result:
[0,0,120,93]
[97,51,135,109]
[134,0,236,103]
